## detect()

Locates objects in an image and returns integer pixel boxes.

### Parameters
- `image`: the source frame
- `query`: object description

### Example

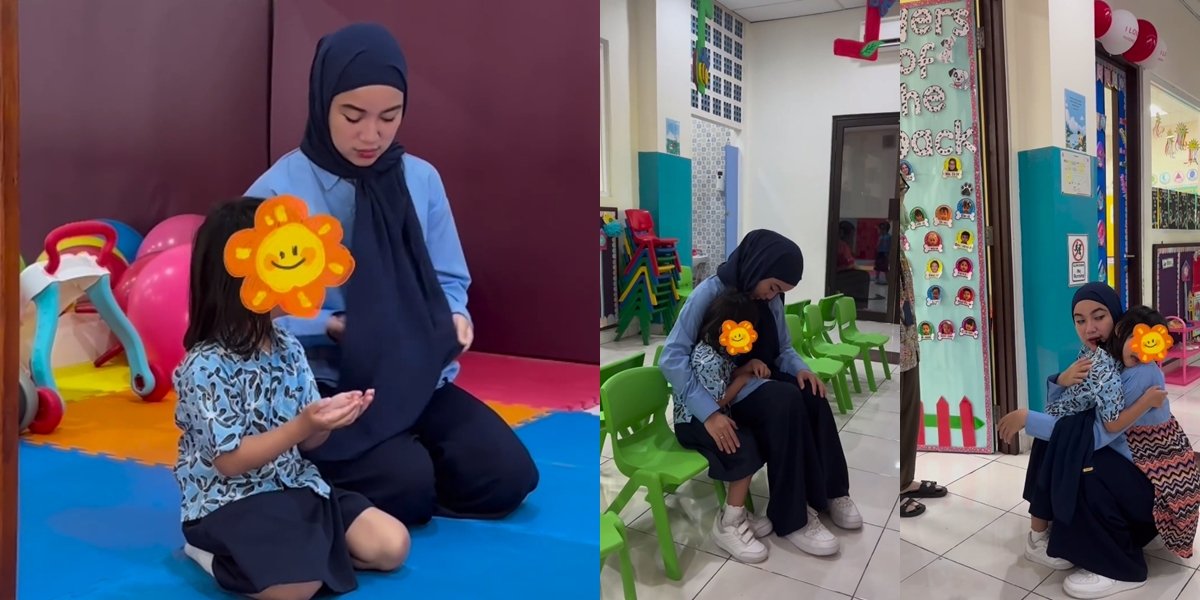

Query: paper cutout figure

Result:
[1131,323,1174,363]
[953,257,973,280]
[720,320,757,356]
[900,160,915,183]
[224,195,355,318]
[954,230,974,251]
[943,157,963,179]
[918,321,934,341]
[937,320,956,341]
[926,285,943,306]
[926,259,943,280]
[959,317,979,339]
[923,231,944,253]
[956,198,976,221]
[949,67,970,91]
[910,208,929,230]
[954,287,975,309]
[934,205,953,227]
[961,182,973,197]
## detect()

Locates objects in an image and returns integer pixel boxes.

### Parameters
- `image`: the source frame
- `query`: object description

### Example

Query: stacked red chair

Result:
[615,209,682,345]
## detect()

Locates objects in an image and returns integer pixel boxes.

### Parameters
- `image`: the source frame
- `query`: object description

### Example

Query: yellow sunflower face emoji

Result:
[720,320,758,356]
[1130,323,1174,364]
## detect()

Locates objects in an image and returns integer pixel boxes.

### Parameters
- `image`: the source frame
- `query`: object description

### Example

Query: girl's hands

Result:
[735,359,771,379]
[302,390,374,432]
[1056,358,1093,387]
[997,408,1028,442]
[1141,386,1168,408]
[453,313,474,351]
[798,370,827,398]
[704,412,740,455]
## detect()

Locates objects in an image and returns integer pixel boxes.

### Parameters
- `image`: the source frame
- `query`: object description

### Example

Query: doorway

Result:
[1095,52,1143,307]
[826,112,901,323]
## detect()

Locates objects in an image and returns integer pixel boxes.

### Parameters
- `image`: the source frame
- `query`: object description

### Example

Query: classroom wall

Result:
[602,0,638,213]
[742,9,898,303]
[269,0,598,364]
[18,0,271,261]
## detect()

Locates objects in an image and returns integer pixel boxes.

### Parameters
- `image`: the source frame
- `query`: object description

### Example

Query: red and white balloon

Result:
[1093,2,1166,71]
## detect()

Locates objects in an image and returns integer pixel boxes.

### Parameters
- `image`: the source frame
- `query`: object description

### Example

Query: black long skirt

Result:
[182,487,371,595]
[675,374,851,537]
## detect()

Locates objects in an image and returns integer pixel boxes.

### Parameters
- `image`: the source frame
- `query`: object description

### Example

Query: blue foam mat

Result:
[18,412,600,599]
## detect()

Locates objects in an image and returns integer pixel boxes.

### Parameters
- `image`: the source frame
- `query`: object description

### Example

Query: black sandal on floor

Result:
[901,480,948,498]
[900,497,926,518]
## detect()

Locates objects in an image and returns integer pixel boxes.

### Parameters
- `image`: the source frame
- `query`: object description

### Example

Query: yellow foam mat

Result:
[52,362,134,401]
[24,389,549,467]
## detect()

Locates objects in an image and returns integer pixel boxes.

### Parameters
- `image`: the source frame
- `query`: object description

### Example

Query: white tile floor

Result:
[600,331,900,600]
[900,377,1200,600]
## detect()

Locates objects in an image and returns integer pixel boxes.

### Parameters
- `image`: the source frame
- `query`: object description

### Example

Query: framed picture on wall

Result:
[601,207,620,329]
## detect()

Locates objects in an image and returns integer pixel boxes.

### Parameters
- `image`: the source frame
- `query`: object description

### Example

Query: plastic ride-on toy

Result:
[19,222,169,434]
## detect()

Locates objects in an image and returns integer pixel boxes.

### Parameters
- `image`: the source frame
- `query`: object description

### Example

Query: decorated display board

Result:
[601,207,620,329]
[899,0,993,453]
[1152,243,1200,324]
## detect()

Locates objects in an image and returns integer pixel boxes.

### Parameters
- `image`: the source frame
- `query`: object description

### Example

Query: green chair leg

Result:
[644,478,683,580]
[848,359,862,394]
[860,347,878,392]
[837,369,854,412]
[879,345,893,380]
[601,412,608,451]
[618,536,637,599]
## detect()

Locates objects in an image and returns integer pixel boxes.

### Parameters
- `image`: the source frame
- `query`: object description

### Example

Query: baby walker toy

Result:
[19,222,168,434]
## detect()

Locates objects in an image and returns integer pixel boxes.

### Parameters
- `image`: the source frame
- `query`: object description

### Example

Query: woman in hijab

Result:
[246,23,538,526]
[659,230,861,562]
[998,283,1160,598]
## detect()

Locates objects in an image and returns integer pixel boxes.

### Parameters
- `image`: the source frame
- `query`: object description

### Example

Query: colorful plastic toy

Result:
[19,222,169,434]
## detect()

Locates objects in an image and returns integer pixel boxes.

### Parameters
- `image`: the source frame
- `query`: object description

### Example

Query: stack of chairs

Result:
[614,209,682,345]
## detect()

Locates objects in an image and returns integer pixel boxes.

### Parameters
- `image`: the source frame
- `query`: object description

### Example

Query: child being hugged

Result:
[1105,306,1200,559]
[174,197,410,599]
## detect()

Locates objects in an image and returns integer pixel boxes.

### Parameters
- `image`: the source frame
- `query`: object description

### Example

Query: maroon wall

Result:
[18,0,271,260]
[270,1,598,364]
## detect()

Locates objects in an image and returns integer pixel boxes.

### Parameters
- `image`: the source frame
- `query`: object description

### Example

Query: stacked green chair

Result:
[802,304,865,394]
[602,367,735,580]
[785,299,811,319]
[600,353,647,450]
[817,294,845,342]
[785,314,853,413]
[601,511,637,599]
[834,297,892,391]
[615,217,682,345]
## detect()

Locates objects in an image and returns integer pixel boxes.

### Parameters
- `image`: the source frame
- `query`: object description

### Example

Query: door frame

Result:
[1,0,20,592]
[825,111,901,323]
[976,0,1021,454]
[1094,48,1144,307]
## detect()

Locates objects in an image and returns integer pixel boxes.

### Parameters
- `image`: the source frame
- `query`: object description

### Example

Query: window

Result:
[691,1,746,129]
[734,19,743,38]
[712,51,722,72]
[723,80,731,97]
[734,63,743,81]
[733,84,742,102]
[723,36,732,54]
[713,75,723,95]
[734,106,742,123]
[734,41,743,60]
[691,89,699,109]
[701,95,711,112]
[724,14,734,31]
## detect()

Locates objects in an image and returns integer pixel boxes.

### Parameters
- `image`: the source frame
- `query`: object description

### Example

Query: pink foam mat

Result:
[455,352,597,411]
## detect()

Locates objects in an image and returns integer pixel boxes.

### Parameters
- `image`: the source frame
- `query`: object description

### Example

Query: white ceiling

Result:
[721,0,867,23]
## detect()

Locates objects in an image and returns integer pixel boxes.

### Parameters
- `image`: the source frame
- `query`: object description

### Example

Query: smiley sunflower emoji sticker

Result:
[720,320,758,356]
[1130,323,1174,363]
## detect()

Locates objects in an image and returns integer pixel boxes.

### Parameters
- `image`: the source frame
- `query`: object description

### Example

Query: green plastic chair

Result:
[817,294,845,342]
[652,344,665,366]
[785,314,853,413]
[834,296,892,392]
[802,304,864,394]
[785,299,811,318]
[601,367,731,580]
[601,511,637,599]
[600,353,647,450]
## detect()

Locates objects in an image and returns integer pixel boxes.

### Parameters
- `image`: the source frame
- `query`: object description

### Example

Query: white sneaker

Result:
[183,543,215,577]
[828,496,863,530]
[745,509,773,538]
[1024,530,1073,570]
[1063,568,1145,599]
[785,506,840,556]
[712,506,769,563]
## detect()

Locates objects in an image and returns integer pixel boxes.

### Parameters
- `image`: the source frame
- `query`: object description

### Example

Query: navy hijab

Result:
[715,230,804,368]
[1071,282,1124,323]
[301,23,460,461]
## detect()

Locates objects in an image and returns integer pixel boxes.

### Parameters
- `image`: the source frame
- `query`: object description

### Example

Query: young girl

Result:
[174,197,410,599]
[1106,306,1200,559]
[672,290,776,563]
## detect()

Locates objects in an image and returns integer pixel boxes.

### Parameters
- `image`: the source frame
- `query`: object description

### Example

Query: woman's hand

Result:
[997,408,1028,442]
[704,412,740,455]
[797,370,827,398]
[326,314,346,343]
[1140,386,1168,408]
[735,358,770,379]
[453,313,474,351]
[1056,358,1093,387]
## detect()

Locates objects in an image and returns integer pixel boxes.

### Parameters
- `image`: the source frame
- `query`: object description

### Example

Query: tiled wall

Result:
[691,117,734,280]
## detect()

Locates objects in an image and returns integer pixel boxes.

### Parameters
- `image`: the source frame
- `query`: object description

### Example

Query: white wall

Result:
[742,9,898,302]
[601,0,637,212]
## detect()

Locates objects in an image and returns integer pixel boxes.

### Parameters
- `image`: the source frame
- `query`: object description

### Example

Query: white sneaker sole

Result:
[1063,578,1145,599]
[1024,547,1074,571]
[831,514,863,530]
[714,537,769,563]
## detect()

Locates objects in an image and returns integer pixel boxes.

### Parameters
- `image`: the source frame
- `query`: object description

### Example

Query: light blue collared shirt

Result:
[246,149,471,388]
[659,277,810,423]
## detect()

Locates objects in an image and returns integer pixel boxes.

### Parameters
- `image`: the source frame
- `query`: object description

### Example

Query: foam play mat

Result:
[17,354,598,598]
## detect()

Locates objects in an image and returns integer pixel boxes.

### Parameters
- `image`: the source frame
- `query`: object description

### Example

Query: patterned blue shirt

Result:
[673,342,733,424]
[246,149,471,388]
[173,325,330,521]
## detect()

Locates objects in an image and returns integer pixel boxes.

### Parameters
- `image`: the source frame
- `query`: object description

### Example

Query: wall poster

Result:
[899,0,994,453]
[601,207,620,329]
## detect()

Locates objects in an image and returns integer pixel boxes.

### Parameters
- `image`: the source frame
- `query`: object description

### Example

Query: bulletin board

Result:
[899,0,994,453]
[601,207,620,329]
[1152,243,1200,323]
